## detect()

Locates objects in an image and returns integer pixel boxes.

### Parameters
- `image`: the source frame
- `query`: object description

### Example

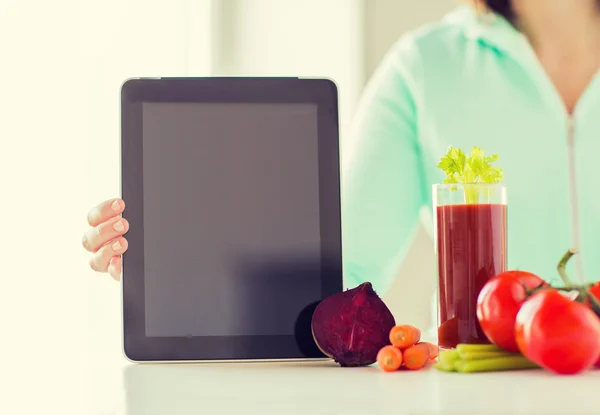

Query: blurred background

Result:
[1,0,456,413]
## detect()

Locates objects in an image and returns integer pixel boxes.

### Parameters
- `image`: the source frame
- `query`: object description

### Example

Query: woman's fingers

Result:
[88,237,128,274]
[82,216,129,253]
[83,198,128,279]
[107,256,122,281]
[87,198,125,227]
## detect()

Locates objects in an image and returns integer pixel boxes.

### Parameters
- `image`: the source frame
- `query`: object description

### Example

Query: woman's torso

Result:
[410,7,600,284]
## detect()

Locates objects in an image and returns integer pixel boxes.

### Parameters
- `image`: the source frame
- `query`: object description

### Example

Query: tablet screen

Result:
[141,102,322,338]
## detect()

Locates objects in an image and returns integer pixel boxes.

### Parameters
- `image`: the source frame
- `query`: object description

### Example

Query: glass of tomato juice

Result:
[433,183,507,350]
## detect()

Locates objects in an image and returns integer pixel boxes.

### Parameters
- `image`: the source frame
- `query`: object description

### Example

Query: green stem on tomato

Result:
[524,280,549,297]
[557,248,578,289]
[545,282,594,296]
[555,283,594,290]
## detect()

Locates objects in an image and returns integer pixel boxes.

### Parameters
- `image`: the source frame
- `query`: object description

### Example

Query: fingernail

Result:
[111,200,121,212]
[112,240,122,251]
[113,220,125,232]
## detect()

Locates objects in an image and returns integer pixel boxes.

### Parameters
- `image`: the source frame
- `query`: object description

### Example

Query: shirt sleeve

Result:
[341,38,428,295]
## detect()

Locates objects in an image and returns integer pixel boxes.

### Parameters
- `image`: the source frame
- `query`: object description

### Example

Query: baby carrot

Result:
[420,342,439,360]
[403,343,430,370]
[389,325,421,349]
[377,345,403,372]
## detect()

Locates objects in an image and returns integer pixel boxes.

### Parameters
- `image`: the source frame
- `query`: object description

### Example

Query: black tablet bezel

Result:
[121,77,343,362]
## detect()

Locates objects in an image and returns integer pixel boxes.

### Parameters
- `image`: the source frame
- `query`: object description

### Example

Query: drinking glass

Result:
[433,183,507,350]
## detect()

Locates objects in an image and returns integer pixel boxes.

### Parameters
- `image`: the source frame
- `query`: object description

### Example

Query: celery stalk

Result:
[458,350,516,361]
[454,355,539,373]
[434,345,539,374]
[439,350,460,368]
[436,146,504,205]
[455,344,504,354]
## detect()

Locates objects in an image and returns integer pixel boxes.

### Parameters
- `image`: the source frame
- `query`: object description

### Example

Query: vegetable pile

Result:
[310,257,600,375]
[309,283,438,372]
[436,249,600,375]
[310,146,600,376]
[433,145,600,375]
[376,324,438,372]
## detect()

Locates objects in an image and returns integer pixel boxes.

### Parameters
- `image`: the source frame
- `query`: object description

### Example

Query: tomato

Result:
[476,270,546,352]
[515,289,600,375]
[590,283,600,301]
[588,283,600,312]
[593,283,600,369]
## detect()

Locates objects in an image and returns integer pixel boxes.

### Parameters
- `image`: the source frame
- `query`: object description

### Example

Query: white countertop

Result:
[86,356,599,415]
[81,279,598,415]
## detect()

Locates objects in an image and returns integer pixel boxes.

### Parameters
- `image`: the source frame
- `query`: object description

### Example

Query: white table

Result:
[87,357,599,415]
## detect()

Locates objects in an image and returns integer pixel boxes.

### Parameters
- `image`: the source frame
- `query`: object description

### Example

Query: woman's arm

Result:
[341,38,427,295]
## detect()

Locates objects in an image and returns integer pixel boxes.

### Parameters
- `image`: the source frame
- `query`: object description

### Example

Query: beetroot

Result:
[311,282,396,367]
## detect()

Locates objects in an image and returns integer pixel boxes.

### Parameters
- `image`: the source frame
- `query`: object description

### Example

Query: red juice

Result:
[436,203,507,349]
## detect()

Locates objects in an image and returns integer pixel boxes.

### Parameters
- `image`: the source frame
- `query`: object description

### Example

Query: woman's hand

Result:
[82,198,129,280]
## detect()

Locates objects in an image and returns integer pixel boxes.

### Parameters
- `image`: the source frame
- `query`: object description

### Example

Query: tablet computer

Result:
[120,77,343,362]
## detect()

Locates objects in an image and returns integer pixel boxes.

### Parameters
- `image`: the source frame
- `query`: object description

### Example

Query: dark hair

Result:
[484,0,514,21]
[482,0,600,22]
